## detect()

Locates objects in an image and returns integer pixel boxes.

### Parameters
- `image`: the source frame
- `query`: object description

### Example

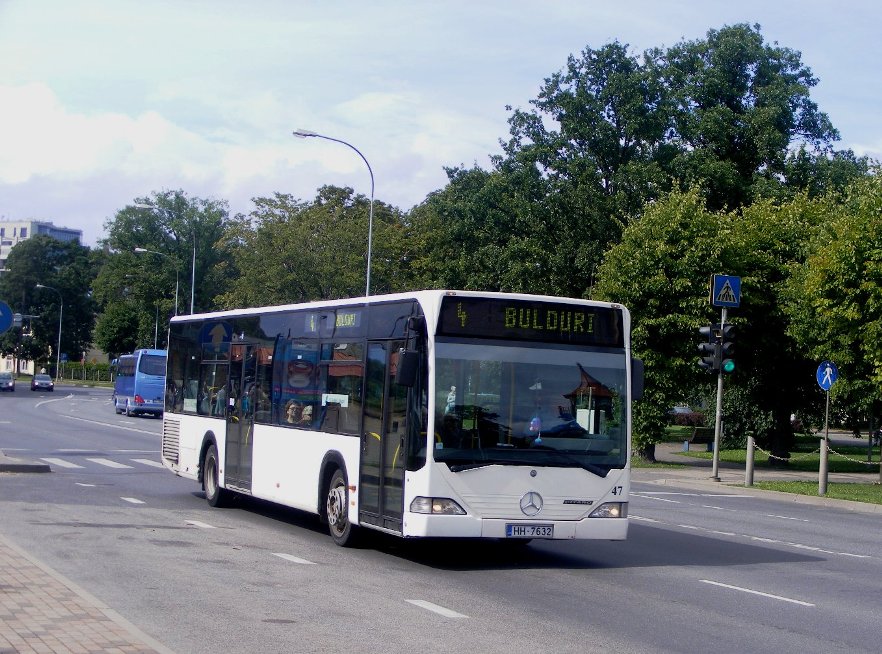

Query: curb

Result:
[0,450,51,473]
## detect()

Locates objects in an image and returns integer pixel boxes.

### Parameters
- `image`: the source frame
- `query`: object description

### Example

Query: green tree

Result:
[93,189,231,350]
[595,190,828,460]
[217,186,405,309]
[0,235,97,373]
[784,173,882,433]
[593,190,725,459]
[93,303,141,359]
[661,23,840,210]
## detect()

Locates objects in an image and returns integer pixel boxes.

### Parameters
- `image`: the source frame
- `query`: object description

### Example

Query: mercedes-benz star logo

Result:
[519,491,543,516]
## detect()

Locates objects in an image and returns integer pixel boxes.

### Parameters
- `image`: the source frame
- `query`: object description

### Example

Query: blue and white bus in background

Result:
[113,348,167,417]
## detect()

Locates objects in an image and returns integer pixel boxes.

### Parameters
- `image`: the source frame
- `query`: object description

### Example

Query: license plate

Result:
[505,523,554,538]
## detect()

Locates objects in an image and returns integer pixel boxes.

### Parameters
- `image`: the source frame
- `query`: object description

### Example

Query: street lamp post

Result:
[134,248,180,316]
[35,284,62,381]
[292,129,375,297]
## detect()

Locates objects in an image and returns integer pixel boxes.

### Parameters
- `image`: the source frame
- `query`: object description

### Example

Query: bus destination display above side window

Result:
[438,297,623,347]
[304,309,363,337]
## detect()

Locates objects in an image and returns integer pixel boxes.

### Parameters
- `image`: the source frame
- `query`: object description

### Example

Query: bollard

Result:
[745,436,755,487]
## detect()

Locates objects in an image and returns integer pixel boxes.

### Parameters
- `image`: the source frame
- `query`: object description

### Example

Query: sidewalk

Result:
[633,440,882,514]
[1,451,174,653]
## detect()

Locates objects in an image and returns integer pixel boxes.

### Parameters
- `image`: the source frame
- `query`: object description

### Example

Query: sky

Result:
[1,0,880,247]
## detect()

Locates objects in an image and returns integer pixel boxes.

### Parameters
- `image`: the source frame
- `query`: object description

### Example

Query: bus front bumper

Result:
[402,514,629,540]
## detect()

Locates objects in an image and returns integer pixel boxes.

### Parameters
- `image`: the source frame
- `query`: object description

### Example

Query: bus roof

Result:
[169,290,626,325]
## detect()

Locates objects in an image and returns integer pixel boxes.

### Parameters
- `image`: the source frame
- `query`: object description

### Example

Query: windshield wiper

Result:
[529,444,610,477]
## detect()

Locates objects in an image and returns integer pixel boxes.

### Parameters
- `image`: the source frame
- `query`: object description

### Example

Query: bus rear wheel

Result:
[326,468,358,547]
[203,443,230,508]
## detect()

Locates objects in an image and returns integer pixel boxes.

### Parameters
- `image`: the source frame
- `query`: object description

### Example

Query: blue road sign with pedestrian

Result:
[816,361,838,391]
[0,300,13,334]
[711,274,741,307]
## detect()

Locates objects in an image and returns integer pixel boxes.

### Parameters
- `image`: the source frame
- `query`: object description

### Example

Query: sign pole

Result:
[710,307,727,482]
[815,360,838,496]
[819,389,829,495]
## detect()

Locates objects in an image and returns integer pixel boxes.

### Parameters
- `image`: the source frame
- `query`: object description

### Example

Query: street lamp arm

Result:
[292,129,375,297]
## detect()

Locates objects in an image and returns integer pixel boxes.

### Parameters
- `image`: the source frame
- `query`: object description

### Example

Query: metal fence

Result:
[57,362,114,383]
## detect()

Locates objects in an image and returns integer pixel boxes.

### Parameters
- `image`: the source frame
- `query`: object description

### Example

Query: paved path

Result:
[0,451,172,653]
[0,531,172,653]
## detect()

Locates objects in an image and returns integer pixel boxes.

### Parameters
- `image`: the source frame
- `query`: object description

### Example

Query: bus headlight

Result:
[410,497,466,515]
[588,502,628,518]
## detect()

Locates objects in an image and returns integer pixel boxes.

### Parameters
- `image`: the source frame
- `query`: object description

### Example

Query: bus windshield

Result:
[434,341,628,475]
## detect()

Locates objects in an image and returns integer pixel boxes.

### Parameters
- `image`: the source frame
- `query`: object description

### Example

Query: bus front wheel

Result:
[326,468,358,547]
[203,444,230,508]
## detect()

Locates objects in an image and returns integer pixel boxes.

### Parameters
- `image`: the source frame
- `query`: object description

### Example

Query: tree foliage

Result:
[784,173,882,431]
[216,186,407,309]
[93,189,231,352]
[0,235,98,372]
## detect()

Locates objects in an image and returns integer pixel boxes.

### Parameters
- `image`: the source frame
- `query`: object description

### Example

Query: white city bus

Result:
[160,290,642,546]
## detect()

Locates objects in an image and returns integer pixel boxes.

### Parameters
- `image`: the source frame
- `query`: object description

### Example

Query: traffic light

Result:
[697,325,720,373]
[718,323,735,374]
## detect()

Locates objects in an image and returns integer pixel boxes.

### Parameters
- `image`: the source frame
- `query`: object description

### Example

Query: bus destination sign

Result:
[438,296,623,347]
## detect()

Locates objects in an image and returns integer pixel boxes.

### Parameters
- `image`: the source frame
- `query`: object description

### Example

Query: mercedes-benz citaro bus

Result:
[160,291,643,546]
[113,348,167,417]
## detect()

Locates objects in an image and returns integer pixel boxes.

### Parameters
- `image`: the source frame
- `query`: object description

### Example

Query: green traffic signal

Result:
[721,358,735,373]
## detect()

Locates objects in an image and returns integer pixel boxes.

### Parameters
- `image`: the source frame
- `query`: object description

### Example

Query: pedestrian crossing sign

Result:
[710,274,741,308]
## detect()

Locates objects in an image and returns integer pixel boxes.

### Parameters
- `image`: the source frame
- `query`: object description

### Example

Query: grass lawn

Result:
[753,481,882,505]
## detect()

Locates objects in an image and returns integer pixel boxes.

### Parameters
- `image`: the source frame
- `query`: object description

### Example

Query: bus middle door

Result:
[225,343,257,492]
[360,340,407,534]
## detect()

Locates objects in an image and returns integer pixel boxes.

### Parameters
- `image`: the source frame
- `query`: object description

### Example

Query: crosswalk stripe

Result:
[87,458,134,469]
[131,458,165,468]
[273,553,316,565]
[40,458,84,469]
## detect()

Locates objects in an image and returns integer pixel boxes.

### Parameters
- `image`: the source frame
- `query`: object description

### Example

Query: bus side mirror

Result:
[395,348,419,387]
[631,358,644,401]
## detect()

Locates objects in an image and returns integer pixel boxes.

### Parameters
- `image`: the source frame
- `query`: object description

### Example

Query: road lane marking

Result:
[632,515,871,560]
[634,495,682,504]
[272,553,315,565]
[634,492,753,498]
[767,514,810,522]
[186,520,216,529]
[87,458,134,469]
[75,483,96,487]
[41,457,84,469]
[700,579,815,606]
[629,515,659,523]
[405,600,468,619]
[62,414,157,435]
[120,497,145,504]
[131,458,165,468]
[35,393,75,408]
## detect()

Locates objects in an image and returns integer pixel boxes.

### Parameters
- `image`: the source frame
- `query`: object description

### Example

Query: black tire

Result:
[203,443,230,508]
[325,468,359,547]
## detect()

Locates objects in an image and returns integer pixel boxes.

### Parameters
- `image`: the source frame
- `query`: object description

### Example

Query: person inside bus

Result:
[213,384,227,417]
[285,399,303,424]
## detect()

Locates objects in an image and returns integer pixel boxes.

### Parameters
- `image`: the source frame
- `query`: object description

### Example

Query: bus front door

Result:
[360,341,407,533]
[225,343,256,492]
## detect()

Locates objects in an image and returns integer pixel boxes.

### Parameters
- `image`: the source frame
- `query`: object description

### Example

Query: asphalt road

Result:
[1,386,881,653]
